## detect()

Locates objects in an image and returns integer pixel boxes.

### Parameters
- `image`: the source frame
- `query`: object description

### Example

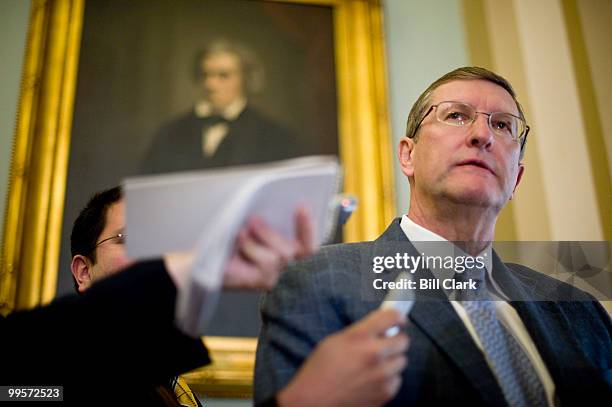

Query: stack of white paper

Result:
[123,156,342,336]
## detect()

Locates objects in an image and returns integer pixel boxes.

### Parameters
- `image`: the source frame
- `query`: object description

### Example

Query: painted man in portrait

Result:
[141,40,305,174]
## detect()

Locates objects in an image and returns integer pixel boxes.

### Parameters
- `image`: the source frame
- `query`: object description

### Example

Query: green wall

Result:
[384,0,469,215]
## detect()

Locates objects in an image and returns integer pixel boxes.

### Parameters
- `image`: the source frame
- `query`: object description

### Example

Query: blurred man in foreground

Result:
[2,187,408,406]
[70,186,202,406]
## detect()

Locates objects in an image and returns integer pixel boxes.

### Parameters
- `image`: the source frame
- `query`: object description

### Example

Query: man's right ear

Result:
[398,137,416,178]
[71,255,94,293]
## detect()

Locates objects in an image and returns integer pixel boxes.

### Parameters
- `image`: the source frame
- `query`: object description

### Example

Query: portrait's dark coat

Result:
[141,106,306,174]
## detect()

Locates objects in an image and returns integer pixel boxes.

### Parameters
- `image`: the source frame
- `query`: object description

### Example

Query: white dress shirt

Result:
[400,215,556,406]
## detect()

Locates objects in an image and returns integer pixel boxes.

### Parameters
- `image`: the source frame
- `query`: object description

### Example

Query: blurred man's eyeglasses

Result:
[415,101,529,142]
[95,233,126,247]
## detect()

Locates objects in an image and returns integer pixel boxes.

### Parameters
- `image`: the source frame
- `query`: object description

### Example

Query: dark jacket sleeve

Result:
[1,259,210,390]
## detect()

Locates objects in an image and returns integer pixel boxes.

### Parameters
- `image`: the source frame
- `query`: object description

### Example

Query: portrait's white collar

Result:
[194,97,247,121]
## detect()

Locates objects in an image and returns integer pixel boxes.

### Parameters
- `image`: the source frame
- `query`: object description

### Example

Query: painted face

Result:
[88,200,132,282]
[401,79,524,211]
[200,51,244,111]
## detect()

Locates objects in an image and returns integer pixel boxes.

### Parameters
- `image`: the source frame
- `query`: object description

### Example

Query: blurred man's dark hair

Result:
[70,186,123,292]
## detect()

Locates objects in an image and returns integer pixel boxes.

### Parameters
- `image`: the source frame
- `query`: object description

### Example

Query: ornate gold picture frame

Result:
[1,0,394,398]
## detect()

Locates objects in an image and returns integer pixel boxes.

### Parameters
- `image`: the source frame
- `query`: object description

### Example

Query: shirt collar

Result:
[400,215,506,300]
[194,97,247,121]
[400,214,446,242]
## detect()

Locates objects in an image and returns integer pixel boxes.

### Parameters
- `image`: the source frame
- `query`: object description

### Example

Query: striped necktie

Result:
[455,267,547,407]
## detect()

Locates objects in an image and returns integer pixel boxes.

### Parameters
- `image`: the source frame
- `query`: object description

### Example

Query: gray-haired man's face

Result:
[399,79,525,213]
[200,51,245,112]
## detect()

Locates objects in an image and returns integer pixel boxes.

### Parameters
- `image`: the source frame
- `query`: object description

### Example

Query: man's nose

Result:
[204,74,219,89]
[467,113,494,149]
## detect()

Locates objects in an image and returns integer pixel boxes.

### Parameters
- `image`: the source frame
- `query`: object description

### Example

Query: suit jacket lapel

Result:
[376,219,507,406]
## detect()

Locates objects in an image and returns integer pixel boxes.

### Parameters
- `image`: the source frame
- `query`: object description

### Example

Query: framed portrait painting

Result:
[1,0,395,398]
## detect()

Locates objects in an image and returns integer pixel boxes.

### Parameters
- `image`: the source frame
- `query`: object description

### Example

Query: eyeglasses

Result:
[416,101,529,142]
[95,233,126,247]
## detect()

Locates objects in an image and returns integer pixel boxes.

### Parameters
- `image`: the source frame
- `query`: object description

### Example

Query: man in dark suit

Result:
[254,66,612,406]
[140,40,312,339]
[141,40,305,174]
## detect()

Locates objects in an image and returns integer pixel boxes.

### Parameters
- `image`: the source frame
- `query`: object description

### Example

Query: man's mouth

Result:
[456,159,495,175]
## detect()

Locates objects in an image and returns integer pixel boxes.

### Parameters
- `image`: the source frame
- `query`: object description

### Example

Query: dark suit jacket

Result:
[254,219,612,406]
[140,105,311,338]
[1,260,210,405]
[141,106,306,174]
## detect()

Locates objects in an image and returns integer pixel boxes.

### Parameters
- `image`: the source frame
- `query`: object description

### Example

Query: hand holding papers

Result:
[124,156,342,336]
[222,208,315,290]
